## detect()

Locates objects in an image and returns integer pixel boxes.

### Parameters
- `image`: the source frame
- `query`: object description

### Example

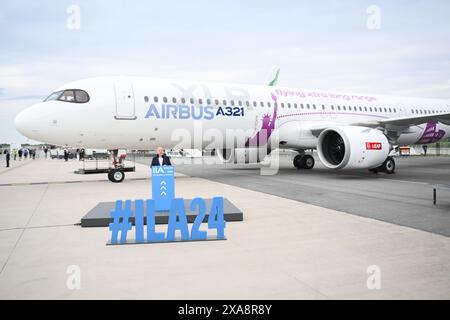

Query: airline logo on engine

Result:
[365,142,382,150]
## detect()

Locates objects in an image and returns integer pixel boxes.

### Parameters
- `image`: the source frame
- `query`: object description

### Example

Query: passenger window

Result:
[238,100,242,106]
[198,98,203,104]
[246,101,250,107]
[172,97,177,103]
[154,96,158,103]
[223,100,227,105]
[181,97,186,104]
[207,99,211,105]
[268,102,271,107]
[215,99,219,105]
[190,98,195,104]
[163,97,168,103]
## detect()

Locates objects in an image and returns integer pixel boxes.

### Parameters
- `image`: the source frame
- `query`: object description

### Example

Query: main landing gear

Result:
[369,156,396,174]
[293,154,315,170]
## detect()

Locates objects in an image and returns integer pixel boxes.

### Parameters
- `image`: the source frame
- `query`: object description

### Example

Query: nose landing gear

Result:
[106,149,134,182]
[108,169,125,183]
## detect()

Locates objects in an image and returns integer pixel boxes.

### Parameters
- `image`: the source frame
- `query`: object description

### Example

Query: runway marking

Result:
[0,159,34,175]
[0,175,190,187]
[0,182,49,275]
[0,223,76,232]
[371,177,430,185]
[0,177,151,187]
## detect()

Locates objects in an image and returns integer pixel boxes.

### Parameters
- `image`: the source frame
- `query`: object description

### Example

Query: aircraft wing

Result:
[351,112,450,128]
[310,112,450,137]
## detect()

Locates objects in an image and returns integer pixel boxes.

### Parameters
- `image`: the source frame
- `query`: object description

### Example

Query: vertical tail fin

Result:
[265,67,280,86]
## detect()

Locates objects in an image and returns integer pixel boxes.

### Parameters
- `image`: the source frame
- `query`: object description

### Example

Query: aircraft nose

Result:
[14,105,38,139]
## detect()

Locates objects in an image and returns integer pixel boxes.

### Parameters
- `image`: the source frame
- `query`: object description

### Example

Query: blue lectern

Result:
[151,165,175,211]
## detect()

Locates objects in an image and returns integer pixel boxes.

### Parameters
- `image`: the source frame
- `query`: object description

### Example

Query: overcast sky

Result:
[1,0,450,144]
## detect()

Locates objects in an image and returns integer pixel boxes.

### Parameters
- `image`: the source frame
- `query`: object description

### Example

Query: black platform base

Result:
[80,198,243,227]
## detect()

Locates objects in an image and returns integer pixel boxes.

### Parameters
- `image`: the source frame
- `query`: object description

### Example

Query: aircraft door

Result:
[114,80,136,119]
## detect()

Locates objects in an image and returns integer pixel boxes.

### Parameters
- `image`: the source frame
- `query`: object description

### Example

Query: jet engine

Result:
[317,126,389,170]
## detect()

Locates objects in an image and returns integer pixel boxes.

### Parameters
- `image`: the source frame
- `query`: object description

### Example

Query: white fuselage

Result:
[14,76,450,151]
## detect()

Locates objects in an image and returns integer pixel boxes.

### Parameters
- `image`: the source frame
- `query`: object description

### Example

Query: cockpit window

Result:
[74,90,89,102]
[44,89,90,103]
[59,90,75,102]
[44,91,63,102]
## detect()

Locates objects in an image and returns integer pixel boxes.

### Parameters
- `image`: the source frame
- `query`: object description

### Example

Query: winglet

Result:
[265,67,280,86]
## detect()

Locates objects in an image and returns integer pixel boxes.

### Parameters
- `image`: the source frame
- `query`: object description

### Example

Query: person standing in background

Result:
[18,148,23,161]
[12,149,17,161]
[5,150,10,168]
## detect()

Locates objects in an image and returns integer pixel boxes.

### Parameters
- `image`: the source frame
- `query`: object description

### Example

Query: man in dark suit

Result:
[151,147,171,167]
[5,150,10,168]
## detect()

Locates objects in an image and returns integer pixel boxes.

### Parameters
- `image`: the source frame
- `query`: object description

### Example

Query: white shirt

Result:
[158,156,163,166]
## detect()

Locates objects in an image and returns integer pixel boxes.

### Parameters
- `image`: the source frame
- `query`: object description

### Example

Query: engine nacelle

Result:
[317,126,389,170]
[217,148,269,164]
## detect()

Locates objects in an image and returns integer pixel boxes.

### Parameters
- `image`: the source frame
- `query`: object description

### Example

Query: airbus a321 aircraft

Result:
[15,75,450,182]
